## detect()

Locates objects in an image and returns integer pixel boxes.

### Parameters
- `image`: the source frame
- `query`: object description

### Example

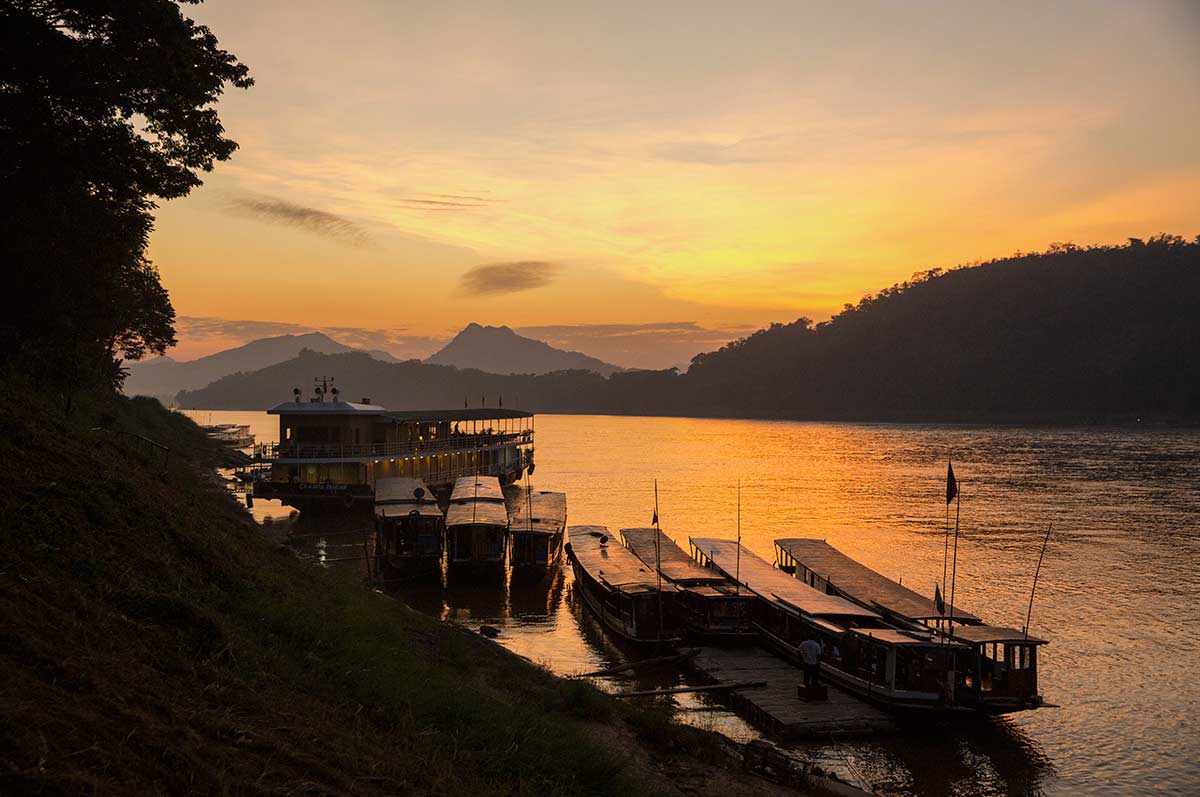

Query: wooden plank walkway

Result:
[687,646,894,740]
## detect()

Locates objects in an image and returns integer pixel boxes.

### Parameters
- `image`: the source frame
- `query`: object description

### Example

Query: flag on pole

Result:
[651,508,658,526]
[946,461,958,504]
[934,582,946,615]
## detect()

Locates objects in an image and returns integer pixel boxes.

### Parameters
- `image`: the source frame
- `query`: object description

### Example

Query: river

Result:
[187,409,1200,796]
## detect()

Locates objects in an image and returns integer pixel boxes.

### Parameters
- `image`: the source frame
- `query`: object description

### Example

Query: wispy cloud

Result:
[390,191,503,212]
[515,321,757,370]
[458,261,562,295]
[652,135,782,165]
[228,194,369,244]
[173,316,445,361]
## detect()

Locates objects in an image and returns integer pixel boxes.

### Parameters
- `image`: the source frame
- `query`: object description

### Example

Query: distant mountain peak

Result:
[426,324,623,376]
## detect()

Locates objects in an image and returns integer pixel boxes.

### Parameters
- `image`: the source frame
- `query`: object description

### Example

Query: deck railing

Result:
[256,430,533,461]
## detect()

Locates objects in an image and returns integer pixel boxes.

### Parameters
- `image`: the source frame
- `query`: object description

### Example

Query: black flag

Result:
[934,582,946,615]
[651,509,658,526]
[946,460,958,504]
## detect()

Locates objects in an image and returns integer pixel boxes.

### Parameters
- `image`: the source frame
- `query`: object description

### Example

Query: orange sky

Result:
[149,1,1200,366]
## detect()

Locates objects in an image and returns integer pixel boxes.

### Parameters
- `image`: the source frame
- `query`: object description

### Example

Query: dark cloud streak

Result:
[459,261,562,295]
[229,195,369,244]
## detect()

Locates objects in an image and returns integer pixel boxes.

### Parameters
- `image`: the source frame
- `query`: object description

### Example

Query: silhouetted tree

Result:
[1,0,251,406]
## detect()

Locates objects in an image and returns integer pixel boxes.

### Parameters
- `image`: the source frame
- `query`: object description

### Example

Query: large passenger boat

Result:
[509,490,567,580]
[774,538,1047,713]
[690,538,972,713]
[566,526,676,644]
[372,477,444,577]
[620,528,755,641]
[251,382,534,510]
[445,475,509,576]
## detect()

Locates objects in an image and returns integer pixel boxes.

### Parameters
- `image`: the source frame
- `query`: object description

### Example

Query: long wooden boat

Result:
[620,528,755,641]
[691,537,972,713]
[445,476,509,576]
[373,477,444,576]
[566,526,676,644]
[775,538,1047,713]
[509,490,567,579]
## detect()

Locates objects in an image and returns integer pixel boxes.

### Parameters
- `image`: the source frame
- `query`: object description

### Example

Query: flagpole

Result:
[654,479,663,642]
[947,483,961,635]
[942,467,951,626]
[1024,523,1053,639]
[735,480,742,596]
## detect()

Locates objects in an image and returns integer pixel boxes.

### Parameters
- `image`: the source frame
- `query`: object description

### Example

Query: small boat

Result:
[691,537,970,713]
[566,526,676,644]
[372,477,444,576]
[620,527,755,641]
[775,538,1048,713]
[445,476,509,576]
[509,490,567,579]
[203,423,254,448]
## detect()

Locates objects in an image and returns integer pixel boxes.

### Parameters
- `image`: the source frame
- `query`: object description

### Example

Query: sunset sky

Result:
[150,0,1200,367]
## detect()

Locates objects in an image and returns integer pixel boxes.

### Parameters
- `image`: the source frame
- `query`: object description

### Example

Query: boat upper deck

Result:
[951,624,1047,646]
[569,526,668,595]
[374,477,437,505]
[450,476,505,503]
[621,528,727,586]
[775,538,980,623]
[509,491,567,536]
[690,538,878,619]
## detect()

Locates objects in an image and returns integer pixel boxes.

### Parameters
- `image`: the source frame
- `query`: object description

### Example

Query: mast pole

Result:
[1024,523,1053,639]
[654,479,663,642]
[948,483,961,634]
[942,460,951,627]
[735,480,742,596]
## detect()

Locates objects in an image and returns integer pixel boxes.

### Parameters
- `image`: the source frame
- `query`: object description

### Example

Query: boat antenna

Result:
[654,479,663,642]
[942,458,953,627]
[735,480,742,597]
[947,475,962,636]
[1023,523,1053,639]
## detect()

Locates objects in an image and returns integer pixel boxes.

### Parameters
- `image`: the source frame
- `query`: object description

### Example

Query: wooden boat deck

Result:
[689,538,877,619]
[621,528,726,585]
[449,475,505,503]
[688,646,893,739]
[568,526,664,593]
[775,538,980,622]
[509,491,567,536]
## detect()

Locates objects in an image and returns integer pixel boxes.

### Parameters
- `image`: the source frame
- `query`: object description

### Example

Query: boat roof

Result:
[951,624,1047,645]
[509,491,567,536]
[689,538,878,619]
[568,526,668,594]
[620,528,727,586]
[268,400,387,415]
[775,538,980,623]
[445,499,508,527]
[851,627,966,648]
[376,503,444,519]
[450,476,505,503]
[374,477,437,505]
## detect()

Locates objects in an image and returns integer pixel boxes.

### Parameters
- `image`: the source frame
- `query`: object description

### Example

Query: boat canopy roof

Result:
[450,476,505,502]
[850,627,967,648]
[951,624,1047,646]
[775,538,980,623]
[690,538,878,619]
[509,491,567,536]
[569,526,666,593]
[621,528,727,586]
[376,503,444,519]
[445,499,508,527]
[387,408,532,422]
[374,477,437,505]
[268,400,387,415]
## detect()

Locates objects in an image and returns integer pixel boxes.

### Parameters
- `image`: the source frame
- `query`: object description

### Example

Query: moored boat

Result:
[509,490,567,579]
[204,423,254,448]
[774,538,1047,713]
[445,476,509,577]
[691,537,971,713]
[372,477,444,576]
[620,527,755,641]
[566,526,676,644]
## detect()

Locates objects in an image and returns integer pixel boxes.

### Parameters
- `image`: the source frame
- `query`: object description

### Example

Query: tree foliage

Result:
[1,0,251,400]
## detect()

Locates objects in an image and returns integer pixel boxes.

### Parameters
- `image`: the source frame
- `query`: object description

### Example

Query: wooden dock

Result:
[687,646,893,739]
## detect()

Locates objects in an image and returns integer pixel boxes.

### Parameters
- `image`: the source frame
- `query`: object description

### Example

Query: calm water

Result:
[188,410,1200,796]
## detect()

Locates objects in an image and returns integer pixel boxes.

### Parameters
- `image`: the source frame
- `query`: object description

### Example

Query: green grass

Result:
[0,390,737,794]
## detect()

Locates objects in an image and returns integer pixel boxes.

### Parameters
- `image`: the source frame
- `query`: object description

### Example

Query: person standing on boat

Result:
[799,637,823,687]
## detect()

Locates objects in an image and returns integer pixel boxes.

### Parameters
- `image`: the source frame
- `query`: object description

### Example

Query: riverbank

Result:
[0,392,813,794]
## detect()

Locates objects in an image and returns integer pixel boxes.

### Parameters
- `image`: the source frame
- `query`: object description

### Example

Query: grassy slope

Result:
[0,394,774,794]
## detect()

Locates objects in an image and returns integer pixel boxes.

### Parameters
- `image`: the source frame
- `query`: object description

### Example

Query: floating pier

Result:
[687,646,893,739]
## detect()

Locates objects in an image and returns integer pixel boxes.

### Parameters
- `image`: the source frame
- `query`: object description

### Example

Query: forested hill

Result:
[179,236,1200,422]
